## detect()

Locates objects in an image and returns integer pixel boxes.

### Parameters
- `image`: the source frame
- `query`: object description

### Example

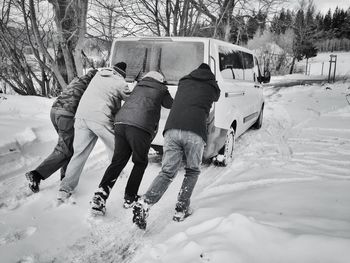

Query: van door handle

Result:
[225,91,245,97]
[254,85,261,88]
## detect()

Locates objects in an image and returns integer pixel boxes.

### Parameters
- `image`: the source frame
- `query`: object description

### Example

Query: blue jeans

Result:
[144,129,205,211]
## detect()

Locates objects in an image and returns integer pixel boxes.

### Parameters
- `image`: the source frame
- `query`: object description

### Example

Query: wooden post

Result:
[333,55,337,82]
[328,54,337,83]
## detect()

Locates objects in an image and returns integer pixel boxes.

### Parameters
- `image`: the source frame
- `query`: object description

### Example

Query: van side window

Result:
[218,46,244,80]
[242,52,254,81]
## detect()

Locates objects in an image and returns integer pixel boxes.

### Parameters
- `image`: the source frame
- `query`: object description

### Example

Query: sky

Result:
[288,0,350,13]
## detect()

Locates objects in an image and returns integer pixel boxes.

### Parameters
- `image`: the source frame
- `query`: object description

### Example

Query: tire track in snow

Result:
[264,86,350,180]
[196,176,319,199]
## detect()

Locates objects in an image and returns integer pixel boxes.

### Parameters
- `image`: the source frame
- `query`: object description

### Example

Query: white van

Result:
[110,37,269,165]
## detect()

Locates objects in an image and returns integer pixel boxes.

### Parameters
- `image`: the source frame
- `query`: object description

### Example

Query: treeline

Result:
[269,6,350,52]
[243,5,350,75]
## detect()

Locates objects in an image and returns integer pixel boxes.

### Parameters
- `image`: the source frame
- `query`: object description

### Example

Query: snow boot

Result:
[25,171,41,193]
[173,207,193,222]
[90,192,107,216]
[132,199,150,230]
[123,194,139,209]
[57,189,72,203]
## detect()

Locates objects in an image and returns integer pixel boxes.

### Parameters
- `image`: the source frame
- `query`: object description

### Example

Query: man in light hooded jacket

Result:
[57,62,130,202]
[90,71,173,216]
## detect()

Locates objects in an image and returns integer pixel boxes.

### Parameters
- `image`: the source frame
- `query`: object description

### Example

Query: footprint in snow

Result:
[0,226,37,246]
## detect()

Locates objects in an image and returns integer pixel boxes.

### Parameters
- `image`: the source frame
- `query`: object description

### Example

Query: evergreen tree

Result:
[293,9,305,61]
[285,9,294,30]
[290,6,318,74]
[256,10,267,33]
[270,14,280,34]
[332,7,347,38]
[315,12,324,32]
[323,9,332,33]
[344,8,350,39]
[246,11,259,39]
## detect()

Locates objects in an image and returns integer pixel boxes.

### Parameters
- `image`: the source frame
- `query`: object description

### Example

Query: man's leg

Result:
[91,125,131,215]
[133,130,184,228]
[124,125,152,202]
[97,125,132,198]
[175,131,205,214]
[35,109,75,179]
[142,130,183,205]
[26,109,74,193]
[59,118,98,193]
[90,121,115,160]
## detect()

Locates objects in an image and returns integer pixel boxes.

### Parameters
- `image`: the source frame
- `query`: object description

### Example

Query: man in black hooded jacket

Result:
[133,63,220,229]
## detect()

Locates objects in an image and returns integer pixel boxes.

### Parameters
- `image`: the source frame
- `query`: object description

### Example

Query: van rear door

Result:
[110,37,208,146]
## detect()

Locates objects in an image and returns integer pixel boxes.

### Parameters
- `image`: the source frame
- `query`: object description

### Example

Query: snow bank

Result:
[139,213,350,263]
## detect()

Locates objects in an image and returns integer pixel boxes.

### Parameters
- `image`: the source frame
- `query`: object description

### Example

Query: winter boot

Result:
[90,190,107,216]
[132,199,150,230]
[173,207,193,222]
[25,171,41,193]
[57,189,72,203]
[123,194,140,209]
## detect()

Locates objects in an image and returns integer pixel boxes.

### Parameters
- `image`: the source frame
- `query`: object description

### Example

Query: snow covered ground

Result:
[0,80,350,263]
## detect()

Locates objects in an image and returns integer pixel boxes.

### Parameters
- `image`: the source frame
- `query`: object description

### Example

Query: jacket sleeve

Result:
[111,82,130,118]
[111,96,122,119]
[79,69,98,85]
[161,90,173,109]
[213,83,221,102]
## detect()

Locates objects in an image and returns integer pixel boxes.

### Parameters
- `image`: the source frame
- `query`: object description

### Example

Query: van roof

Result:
[112,36,254,55]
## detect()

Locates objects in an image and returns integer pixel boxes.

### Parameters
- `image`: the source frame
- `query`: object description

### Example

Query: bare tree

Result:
[47,0,88,82]
[0,0,88,95]
[0,0,53,95]
[118,0,204,37]
[190,0,286,42]
[86,0,144,62]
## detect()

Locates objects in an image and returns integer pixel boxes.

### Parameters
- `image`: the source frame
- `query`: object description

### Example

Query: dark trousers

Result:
[98,124,152,200]
[35,108,74,180]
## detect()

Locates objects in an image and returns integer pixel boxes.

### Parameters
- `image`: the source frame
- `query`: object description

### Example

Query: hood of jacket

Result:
[99,67,124,78]
[137,77,167,91]
[180,68,219,92]
[184,68,215,81]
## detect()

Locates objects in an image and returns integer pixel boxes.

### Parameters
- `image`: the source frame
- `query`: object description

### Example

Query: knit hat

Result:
[198,63,211,70]
[142,71,165,83]
[113,62,127,78]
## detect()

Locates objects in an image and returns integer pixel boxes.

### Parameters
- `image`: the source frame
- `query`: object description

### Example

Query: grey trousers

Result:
[35,108,74,180]
[59,118,114,192]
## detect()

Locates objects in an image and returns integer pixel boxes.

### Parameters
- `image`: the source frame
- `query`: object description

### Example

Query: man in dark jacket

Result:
[25,69,98,193]
[133,63,220,229]
[90,71,173,216]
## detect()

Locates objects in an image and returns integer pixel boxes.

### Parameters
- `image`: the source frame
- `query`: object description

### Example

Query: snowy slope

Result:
[0,80,350,263]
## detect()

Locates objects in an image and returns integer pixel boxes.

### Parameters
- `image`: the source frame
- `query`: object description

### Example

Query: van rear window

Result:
[111,41,204,84]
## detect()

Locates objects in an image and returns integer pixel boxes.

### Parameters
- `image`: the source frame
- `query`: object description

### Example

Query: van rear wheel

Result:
[213,127,235,166]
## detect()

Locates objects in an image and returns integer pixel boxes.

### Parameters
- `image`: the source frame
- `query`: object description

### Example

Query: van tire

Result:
[223,127,235,166]
[214,127,235,166]
[252,107,263,129]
